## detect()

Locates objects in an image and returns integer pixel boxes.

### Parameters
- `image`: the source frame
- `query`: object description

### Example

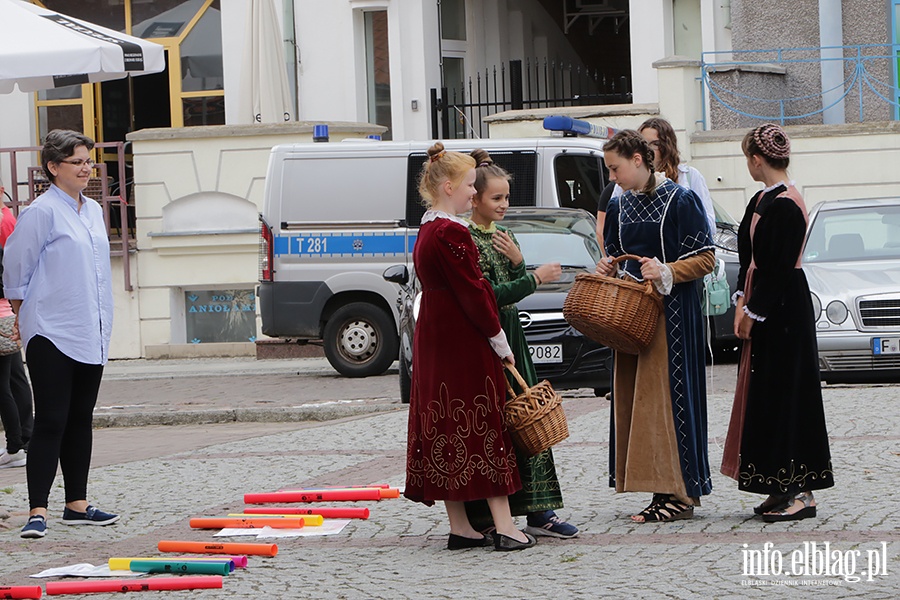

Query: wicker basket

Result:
[562,254,663,355]
[503,364,568,457]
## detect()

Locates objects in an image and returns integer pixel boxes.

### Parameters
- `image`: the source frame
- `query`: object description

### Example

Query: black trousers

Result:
[0,350,33,453]
[25,336,103,510]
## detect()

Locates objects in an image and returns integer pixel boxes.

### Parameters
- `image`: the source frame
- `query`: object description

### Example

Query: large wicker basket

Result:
[563,254,663,355]
[503,364,568,457]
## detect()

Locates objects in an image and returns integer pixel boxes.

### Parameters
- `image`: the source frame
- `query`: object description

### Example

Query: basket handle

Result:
[503,363,530,397]
[607,254,659,297]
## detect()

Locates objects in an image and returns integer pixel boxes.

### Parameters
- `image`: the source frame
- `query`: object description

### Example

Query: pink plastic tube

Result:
[45,576,222,595]
[244,488,382,503]
[158,540,277,557]
[0,586,42,599]
[242,506,370,519]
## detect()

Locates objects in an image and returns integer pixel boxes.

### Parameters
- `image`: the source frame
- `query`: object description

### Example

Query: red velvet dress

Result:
[405,213,521,505]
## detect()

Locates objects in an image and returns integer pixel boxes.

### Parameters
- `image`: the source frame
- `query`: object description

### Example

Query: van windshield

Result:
[554,154,606,214]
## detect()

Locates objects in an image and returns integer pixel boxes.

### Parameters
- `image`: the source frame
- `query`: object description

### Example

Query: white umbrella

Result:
[0,0,165,94]
[238,0,293,123]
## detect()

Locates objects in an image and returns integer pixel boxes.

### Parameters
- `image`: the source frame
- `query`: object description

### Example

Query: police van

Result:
[258,133,609,377]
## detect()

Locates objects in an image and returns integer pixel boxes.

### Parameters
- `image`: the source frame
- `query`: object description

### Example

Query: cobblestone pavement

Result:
[0,358,898,599]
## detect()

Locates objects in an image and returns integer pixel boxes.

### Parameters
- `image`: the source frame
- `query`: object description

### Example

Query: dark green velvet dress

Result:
[465,221,564,522]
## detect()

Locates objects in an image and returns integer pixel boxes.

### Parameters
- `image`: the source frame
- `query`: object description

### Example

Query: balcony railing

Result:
[700,44,900,130]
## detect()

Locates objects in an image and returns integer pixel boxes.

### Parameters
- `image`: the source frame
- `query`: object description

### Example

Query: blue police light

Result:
[542,115,617,140]
[313,124,329,142]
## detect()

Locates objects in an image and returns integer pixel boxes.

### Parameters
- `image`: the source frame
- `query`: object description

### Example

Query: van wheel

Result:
[399,352,411,404]
[323,302,398,377]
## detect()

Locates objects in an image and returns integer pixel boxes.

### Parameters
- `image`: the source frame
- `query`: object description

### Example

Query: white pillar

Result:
[818,0,844,124]
[629,0,673,103]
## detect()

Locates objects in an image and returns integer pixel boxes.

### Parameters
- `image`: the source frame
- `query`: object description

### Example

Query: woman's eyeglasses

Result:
[59,158,96,168]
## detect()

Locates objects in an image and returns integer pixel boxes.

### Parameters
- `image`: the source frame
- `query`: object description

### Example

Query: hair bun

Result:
[753,123,791,160]
[470,148,493,167]
[427,142,446,163]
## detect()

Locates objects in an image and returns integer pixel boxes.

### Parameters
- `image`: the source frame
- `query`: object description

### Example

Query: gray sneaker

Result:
[0,449,26,468]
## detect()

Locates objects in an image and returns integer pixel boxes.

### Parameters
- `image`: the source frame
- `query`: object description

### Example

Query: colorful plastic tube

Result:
[128,561,230,576]
[279,484,390,491]
[108,558,234,573]
[244,488,384,503]
[0,586,42,599]
[273,487,399,498]
[109,556,246,569]
[157,541,277,557]
[189,517,305,529]
[242,506,370,519]
[45,576,222,595]
[226,514,324,526]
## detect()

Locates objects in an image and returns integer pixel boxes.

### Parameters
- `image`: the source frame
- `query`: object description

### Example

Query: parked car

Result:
[384,208,612,403]
[802,198,900,383]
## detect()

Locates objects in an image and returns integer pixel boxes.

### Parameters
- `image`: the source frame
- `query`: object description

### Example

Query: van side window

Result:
[405,150,537,227]
[554,154,607,213]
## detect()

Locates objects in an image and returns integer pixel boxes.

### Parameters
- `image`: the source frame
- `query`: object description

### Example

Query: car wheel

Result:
[399,351,411,404]
[323,302,399,377]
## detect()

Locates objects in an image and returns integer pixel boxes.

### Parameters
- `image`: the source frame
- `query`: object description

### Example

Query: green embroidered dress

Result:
[465,221,564,519]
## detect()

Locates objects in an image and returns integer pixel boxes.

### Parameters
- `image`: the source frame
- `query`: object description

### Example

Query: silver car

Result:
[802,198,900,383]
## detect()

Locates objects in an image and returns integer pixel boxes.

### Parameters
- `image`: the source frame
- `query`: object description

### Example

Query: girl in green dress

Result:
[464,149,579,539]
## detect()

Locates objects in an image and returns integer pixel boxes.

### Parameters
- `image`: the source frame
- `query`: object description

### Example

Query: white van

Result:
[259,137,608,376]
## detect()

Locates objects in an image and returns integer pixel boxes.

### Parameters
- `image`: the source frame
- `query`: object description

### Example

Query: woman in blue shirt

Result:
[3,129,118,539]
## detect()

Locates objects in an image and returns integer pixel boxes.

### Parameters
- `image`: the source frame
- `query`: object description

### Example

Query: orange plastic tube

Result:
[189,517,304,529]
[227,514,324,526]
[158,540,277,557]
[243,506,370,519]
[45,576,222,595]
[244,488,382,503]
[0,586,42,599]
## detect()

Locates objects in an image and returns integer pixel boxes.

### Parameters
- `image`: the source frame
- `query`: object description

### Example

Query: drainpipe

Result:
[819,0,844,124]
[284,0,298,120]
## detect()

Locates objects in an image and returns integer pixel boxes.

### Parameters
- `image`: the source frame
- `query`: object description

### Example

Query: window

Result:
[440,0,466,41]
[554,154,606,213]
[364,10,392,139]
[805,205,900,263]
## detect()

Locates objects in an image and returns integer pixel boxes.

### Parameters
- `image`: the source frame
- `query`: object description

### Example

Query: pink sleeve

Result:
[0,206,16,247]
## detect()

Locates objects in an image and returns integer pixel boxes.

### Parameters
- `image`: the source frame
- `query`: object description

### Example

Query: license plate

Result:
[873,338,900,355]
[529,344,563,364]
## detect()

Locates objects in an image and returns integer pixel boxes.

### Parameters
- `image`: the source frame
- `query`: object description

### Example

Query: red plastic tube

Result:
[242,506,370,519]
[0,586,42,599]
[189,517,305,529]
[244,488,382,503]
[45,576,222,595]
[158,541,277,557]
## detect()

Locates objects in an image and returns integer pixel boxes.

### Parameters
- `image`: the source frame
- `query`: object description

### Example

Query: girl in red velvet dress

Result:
[405,142,535,551]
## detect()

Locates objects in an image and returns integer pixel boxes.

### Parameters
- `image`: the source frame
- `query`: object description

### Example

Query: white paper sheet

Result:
[213,519,350,539]
[31,563,144,578]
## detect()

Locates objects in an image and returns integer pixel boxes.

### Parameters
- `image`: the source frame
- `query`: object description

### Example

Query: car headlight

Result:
[825,300,848,325]
[412,292,422,322]
[810,293,822,321]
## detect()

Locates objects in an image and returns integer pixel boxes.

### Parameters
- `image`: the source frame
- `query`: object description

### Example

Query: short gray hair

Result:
[41,129,94,183]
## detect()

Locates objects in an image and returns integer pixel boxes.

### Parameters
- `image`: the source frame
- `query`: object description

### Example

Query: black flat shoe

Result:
[492,530,537,551]
[753,495,792,516]
[447,533,493,550]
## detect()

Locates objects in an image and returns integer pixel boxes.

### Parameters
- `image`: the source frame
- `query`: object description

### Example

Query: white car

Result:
[802,198,900,383]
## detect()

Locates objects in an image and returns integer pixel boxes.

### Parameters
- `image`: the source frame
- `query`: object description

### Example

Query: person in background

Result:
[3,130,119,539]
[721,123,833,521]
[0,177,33,469]
[596,130,714,522]
[404,142,536,551]
[595,181,617,254]
[638,117,716,237]
[464,149,578,540]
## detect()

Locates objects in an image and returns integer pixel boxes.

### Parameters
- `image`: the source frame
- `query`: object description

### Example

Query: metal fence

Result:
[0,141,134,291]
[431,58,631,139]
[701,44,900,130]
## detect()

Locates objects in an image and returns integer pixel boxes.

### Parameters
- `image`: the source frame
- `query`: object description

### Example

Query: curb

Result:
[89,403,404,428]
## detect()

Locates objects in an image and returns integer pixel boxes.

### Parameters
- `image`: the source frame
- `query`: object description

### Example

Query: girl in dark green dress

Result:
[463,149,578,539]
